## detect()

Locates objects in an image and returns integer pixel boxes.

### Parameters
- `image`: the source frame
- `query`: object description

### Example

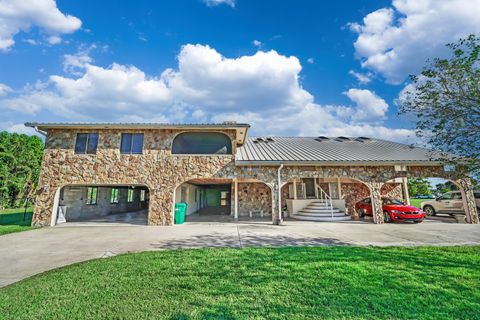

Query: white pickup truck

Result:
[421,191,480,216]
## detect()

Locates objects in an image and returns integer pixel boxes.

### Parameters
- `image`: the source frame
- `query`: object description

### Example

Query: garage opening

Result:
[54,185,149,225]
[175,179,232,220]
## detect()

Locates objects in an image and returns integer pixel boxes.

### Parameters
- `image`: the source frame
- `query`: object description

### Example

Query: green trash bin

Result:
[174,202,187,224]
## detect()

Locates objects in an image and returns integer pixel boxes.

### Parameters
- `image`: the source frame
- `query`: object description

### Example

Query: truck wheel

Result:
[423,205,436,216]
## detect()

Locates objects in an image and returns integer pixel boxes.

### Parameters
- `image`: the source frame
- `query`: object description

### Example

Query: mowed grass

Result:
[409,198,425,209]
[1,246,479,319]
[0,208,33,235]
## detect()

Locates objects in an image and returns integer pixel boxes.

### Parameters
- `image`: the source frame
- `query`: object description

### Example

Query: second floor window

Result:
[75,133,99,154]
[120,133,144,154]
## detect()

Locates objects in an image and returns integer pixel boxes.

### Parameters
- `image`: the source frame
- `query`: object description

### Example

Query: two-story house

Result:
[25,122,479,227]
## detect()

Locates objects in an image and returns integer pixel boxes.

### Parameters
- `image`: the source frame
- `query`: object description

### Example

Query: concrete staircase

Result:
[291,200,351,222]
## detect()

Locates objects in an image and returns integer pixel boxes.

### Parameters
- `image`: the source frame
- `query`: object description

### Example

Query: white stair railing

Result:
[316,185,334,219]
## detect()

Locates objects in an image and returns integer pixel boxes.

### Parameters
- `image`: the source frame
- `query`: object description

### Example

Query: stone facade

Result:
[34,128,238,226]
[33,128,479,226]
[342,183,370,218]
[237,183,272,216]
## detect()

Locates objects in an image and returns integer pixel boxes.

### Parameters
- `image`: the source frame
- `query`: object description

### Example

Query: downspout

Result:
[34,126,47,136]
[277,164,284,225]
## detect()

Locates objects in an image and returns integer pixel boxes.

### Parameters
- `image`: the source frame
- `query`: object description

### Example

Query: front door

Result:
[303,178,316,198]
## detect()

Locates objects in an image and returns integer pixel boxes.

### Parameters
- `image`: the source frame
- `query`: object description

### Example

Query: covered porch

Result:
[282,177,409,222]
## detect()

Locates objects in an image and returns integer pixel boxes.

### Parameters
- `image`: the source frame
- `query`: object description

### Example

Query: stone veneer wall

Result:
[34,128,238,226]
[342,183,370,217]
[33,128,479,226]
[380,183,403,200]
[237,183,272,216]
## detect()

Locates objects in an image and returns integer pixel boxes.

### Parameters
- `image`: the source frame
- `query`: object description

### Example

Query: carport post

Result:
[402,178,410,205]
[234,179,238,220]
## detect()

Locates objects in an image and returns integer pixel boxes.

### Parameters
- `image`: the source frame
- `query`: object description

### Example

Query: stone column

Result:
[269,182,282,225]
[457,178,479,224]
[148,187,174,225]
[32,184,59,227]
[402,177,410,205]
[367,182,384,224]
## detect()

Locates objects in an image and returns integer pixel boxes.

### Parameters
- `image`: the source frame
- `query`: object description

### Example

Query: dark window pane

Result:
[86,133,98,154]
[172,132,232,154]
[120,134,132,154]
[131,134,144,154]
[75,134,88,154]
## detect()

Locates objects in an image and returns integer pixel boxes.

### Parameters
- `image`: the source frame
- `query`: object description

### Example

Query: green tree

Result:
[408,178,432,196]
[399,34,480,177]
[0,132,44,209]
[435,181,458,194]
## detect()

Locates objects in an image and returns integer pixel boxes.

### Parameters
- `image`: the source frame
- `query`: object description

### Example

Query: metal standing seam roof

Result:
[236,137,441,165]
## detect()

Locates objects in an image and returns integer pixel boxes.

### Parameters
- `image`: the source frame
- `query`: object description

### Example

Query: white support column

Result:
[234,179,238,220]
[402,177,410,205]
[293,179,297,200]
[337,177,342,199]
[314,177,319,199]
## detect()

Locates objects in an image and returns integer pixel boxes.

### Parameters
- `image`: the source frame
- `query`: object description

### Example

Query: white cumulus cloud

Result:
[203,0,235,7]
[350,0,480,84]
[0,44,415,142]
[0,83,12,96]
[344,88,388,123]
[0,0,81,51]
[348,70,373,85]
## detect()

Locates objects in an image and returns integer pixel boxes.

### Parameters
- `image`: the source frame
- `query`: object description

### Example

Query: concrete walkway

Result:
[1,220,480,287]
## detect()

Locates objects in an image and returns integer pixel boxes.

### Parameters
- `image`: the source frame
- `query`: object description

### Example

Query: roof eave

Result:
[234,160,443,166]
[24,122,250,130]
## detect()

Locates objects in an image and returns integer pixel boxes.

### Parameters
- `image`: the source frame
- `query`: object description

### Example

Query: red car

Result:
[355,197,425,223]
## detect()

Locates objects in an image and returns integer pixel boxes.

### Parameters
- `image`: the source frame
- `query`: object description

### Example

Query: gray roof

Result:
[236,136,440,165]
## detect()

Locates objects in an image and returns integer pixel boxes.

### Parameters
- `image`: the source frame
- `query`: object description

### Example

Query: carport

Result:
[53,185,149,225]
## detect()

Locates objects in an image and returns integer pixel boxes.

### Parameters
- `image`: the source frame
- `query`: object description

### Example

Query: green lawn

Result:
[1,246,479,319]
[0,208,33,236]
[409,198,424,209]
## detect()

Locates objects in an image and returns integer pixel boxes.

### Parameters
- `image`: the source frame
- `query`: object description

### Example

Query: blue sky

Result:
[0,0,479,141]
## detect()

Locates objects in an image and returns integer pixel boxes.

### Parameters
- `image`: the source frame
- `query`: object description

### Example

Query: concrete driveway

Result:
[1,219,480,288]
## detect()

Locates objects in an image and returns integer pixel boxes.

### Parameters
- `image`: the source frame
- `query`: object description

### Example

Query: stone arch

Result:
[234,178,275,220]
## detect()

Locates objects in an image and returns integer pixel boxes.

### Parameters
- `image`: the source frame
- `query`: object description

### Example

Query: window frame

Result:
[171,131,233,156]
[120,133,144,155]
[86,187,98,205]
[74,133,99,154]
[110,188,119,204]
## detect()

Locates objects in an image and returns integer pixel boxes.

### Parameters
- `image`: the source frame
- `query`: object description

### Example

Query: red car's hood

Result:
[383,204,420,212]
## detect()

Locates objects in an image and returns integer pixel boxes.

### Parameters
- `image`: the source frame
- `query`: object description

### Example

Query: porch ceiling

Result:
[187,178,232,185]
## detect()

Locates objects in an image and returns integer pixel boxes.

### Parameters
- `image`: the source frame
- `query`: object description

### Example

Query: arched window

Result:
[172,132,232,155]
